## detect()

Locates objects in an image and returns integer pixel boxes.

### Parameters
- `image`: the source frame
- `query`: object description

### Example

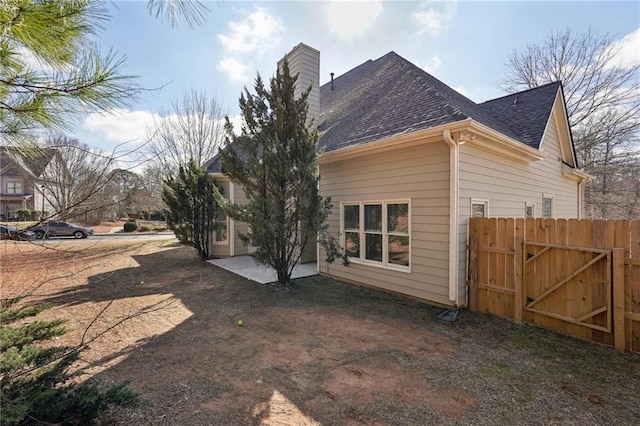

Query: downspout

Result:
[443,130,460,305]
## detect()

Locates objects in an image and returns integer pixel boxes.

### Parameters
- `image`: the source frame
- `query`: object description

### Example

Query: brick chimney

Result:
[278,43,320,128]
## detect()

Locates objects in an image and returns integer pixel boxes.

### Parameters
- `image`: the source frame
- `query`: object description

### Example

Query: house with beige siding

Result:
[206,43,589,308]
[0,147,58,220]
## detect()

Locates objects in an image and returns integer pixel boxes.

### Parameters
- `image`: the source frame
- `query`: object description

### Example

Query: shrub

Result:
[16,209,32,221]
[0,298,140,424]
[150,211,165,221]
[123,221,138,232]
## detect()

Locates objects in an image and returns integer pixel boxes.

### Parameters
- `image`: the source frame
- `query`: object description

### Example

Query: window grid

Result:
[6,182,23,194]
[341,201,410,271]
[471,199,489,218]
[542,195,553,219]
[525,202,535,218]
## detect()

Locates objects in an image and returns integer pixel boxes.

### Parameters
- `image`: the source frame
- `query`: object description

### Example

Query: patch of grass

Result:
[138,224,168,232]
[481,359,517,380]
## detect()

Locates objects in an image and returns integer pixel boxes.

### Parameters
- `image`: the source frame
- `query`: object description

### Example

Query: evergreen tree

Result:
[0,0,142,141]
[162,160,219,260]
[219,60,343,285]
[0,298,139,425]
[0,0,208,142]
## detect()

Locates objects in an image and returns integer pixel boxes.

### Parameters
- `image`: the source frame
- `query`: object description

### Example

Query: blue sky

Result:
[76,0,640,159]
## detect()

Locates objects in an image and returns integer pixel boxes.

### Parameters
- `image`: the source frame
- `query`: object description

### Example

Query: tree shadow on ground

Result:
[25,243,640,425]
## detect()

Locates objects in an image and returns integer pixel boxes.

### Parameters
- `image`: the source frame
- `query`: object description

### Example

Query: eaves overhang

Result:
[318,119,472,164]
[561,164,593,182]
[465,120,546,163]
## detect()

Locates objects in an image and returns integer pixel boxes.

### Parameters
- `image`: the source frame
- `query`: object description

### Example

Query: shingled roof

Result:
[208,51,563,173]
[318,51,560,153]
[478,81,562,149]
[0,147,57,178]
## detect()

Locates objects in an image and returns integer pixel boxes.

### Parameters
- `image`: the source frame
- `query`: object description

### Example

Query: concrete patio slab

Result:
[207,255,318,284]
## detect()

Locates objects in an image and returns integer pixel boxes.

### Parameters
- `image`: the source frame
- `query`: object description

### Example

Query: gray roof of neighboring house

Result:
[0,146,56,178]
[207,51,564,173]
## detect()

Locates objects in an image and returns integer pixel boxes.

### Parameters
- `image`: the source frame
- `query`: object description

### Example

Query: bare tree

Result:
[499,28,640,218]
[39,134,116,221]
[144,90,226,179]
[139,166,167,215]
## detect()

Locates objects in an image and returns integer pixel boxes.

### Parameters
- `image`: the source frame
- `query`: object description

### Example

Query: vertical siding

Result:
[319,142,454,306]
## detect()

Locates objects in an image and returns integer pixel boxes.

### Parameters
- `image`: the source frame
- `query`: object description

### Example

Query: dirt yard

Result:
[1,239,639,425]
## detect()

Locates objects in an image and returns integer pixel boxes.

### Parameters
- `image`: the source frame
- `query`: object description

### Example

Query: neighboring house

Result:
[206,43,590,308]
[0,147,57,220]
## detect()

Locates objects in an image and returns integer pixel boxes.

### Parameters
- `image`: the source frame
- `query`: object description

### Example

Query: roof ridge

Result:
[387,53,526,141]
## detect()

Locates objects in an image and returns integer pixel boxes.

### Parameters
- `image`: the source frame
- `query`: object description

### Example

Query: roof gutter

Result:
[561,164,593,182]
[467,121,545,162]
[443,129,460,305]
[318,120,472,165]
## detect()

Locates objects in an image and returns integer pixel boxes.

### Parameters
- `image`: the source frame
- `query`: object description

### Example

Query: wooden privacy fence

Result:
[467,218,640,353]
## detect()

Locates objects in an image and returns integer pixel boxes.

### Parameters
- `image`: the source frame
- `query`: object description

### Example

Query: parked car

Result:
[29,221,94,239]
[0,224,37,241]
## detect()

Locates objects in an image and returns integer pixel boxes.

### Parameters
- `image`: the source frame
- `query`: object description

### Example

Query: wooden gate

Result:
[523,242,612,344]
[468,218,640,353]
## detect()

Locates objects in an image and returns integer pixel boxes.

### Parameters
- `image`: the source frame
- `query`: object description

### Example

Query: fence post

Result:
[613,248,626,352]
[514,219,524,321]
[468,236,478,311]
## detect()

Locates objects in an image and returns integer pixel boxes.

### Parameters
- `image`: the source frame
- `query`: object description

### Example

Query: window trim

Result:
[212,215,229,245]
[470,198,489,218]
[525,202,535,218]
[212,181,229,246]
[6,181,23,195]
[542,194,553,219]
[340,200,411,272]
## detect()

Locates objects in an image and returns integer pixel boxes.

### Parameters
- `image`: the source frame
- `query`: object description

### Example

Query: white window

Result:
[471,199,489,218]
[525,202,535,218]
[213,182,229,245]
[542,195,553,218]
[6,182,23,194]
[214,209,228,244]
[341,201,410,270]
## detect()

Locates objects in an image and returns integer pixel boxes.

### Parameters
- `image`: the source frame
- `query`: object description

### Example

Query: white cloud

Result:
[411,0,458,37]
[605,28,640,70]
[452,85,469,98]
[83,109,159,145]
[422,55,442,74]
[15,46,72,74]
[218,57,251,82]
[326,0,383,41]
[217,6,283,54]
[226,114,245,136]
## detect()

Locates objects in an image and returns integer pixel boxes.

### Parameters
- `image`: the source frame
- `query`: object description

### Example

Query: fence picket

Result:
[630,221,640,353]
[468,218,639,353]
